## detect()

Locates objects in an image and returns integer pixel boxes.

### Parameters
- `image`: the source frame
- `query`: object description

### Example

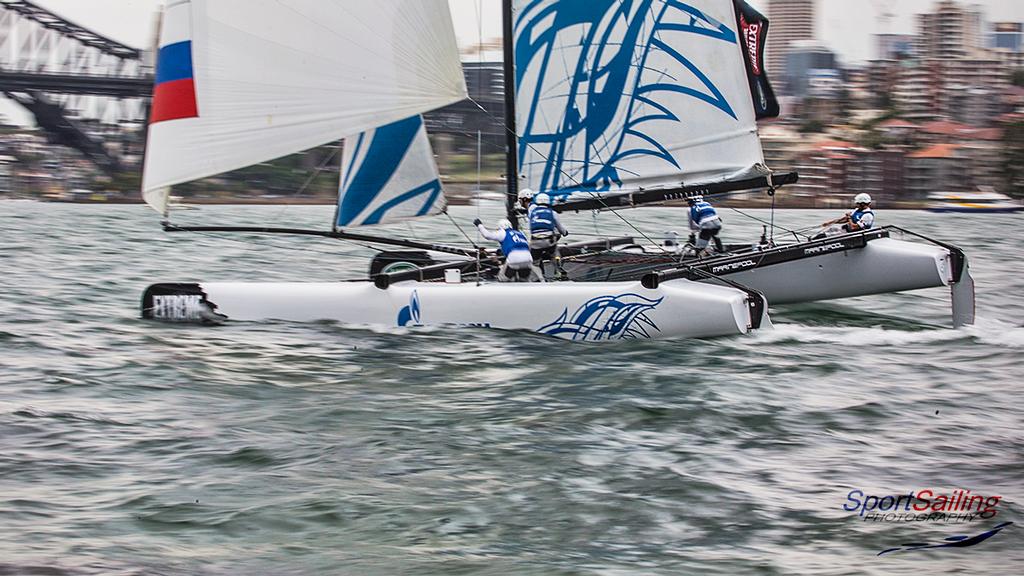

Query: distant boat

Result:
[927,187,1024,213]
[167,195,198,211]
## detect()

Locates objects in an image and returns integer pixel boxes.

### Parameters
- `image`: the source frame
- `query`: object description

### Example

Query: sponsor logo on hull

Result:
[712,259,758,274]
[804,242,845,256]
[151,294,206,322]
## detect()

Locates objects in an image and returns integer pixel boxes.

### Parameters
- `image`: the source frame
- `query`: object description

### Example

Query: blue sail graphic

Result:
[337,115,445,228]
[514,0,765,201]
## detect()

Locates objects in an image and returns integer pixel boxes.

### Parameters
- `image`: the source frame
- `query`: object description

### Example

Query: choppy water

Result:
[1,200,1022,575]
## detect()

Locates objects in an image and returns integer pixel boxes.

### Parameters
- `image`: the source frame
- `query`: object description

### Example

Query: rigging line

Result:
[445,210,480,250]
[166,227,385,261]
[265,144,341,225]
[466,95,663,249]
[475,0,484,285]
[726,206,810,240]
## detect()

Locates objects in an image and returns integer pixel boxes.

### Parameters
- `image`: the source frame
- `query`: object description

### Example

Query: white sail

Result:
[336,115,445,228]
[513,0,766,201]
[142,0,466,212]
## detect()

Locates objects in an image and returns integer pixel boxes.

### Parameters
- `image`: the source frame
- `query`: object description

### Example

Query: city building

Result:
[878,1,1012,126]
[989,22,1024,68]
[876,34,916,60]
[905,144,971,197]
[990,22,1023,52]
[916,0,984,61]
[784,41,837,97]
[892,61,938,122]
[765,0,816,91]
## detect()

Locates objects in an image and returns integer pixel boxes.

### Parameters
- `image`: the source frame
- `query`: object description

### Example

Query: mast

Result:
[501,0,520,228]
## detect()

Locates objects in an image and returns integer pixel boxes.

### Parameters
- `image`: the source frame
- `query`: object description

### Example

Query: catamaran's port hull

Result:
[141,280,767,341]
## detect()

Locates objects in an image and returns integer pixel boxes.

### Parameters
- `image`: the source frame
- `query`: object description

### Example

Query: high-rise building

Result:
[884,1,1012,125]
[765,0,816,91]
[916,0,984,60]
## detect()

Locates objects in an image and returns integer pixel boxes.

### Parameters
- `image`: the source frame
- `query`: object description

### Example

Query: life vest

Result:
[500,229,531,256]
[529,205,557,235]
[690,201,719,226]
[851,207,874,229]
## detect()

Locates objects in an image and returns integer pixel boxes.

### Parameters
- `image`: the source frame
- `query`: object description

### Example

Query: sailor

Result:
[518,188,535,211]
[822,193,875,233]
[687,196,724,255]
[527,192,569,261]
[474,218,541,282]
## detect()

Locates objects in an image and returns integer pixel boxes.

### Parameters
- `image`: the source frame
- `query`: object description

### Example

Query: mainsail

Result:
[336,115,445,228]
[143,0,466,213]
[513,0,774,202]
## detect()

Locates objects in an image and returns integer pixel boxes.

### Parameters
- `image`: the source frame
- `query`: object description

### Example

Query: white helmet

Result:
[854,193,872,205]
[497,218,513,230]
[533,192,551,206]
[518,188,535,201]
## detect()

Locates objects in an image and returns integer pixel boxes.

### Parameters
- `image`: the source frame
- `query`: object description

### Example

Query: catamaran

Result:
[365,0,977,329]
[140,0,974,338]
[140,0,780,341]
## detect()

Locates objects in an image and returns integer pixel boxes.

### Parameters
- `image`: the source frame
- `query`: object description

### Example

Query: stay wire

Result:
[445,210,479,249]
[466,96,663,250]
[167,227,390,262]
[726,205,811,241]
[267,144,342,226]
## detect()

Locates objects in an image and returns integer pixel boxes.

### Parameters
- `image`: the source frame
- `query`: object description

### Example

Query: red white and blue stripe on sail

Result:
[337,115,445,227]
[150,3,198,124]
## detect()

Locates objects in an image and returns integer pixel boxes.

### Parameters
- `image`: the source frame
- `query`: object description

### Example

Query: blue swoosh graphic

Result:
[515,0,739,197]
[538,293,663,341]
[877,521,1014,556]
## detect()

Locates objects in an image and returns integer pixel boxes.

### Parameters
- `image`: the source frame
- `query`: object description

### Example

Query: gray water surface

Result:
[1,201,1021,575]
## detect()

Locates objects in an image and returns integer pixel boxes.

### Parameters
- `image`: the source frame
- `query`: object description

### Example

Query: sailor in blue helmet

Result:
[687,195,724,255]
[820,193,875,235]
[474,217,542,282]
[526,191,569,261]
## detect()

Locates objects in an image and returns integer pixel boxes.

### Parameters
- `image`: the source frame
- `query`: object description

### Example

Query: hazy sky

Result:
[28,0,1024,65]
[3,0,1020,125]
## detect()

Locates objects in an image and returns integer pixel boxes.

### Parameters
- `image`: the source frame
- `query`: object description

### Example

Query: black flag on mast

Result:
[734,0,780,119]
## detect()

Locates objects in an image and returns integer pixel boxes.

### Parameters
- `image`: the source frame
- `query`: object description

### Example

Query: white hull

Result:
[562,229,975,328]
[143,279,768,341]
[723,238,951,304]
[713,237,975,326]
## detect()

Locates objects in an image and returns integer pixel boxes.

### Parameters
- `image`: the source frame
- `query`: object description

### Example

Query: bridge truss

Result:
[0,0,152,174]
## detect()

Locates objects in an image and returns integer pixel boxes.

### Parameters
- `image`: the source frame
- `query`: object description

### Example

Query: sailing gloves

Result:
[473,218,482,227]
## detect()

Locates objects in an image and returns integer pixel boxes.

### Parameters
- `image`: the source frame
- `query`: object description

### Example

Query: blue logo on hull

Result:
[397,290,421,327]
[538,293,663,341]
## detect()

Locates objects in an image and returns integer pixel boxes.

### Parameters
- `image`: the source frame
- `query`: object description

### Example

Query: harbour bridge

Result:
[0,0,504,177]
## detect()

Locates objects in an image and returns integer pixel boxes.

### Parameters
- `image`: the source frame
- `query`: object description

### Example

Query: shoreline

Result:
[13,196,954,210]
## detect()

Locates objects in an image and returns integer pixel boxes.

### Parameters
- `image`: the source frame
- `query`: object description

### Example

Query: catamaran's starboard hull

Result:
[141,280,768,341]
[564,229,975,327]
[720,237,952,304]
[925,206,1024,213]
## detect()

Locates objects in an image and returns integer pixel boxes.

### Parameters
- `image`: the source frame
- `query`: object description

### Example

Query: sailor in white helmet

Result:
[473,217,543,282]
[527,192,569,261]
[687,195,724,256]
[518,188,535,211]
[821,193,875,234]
